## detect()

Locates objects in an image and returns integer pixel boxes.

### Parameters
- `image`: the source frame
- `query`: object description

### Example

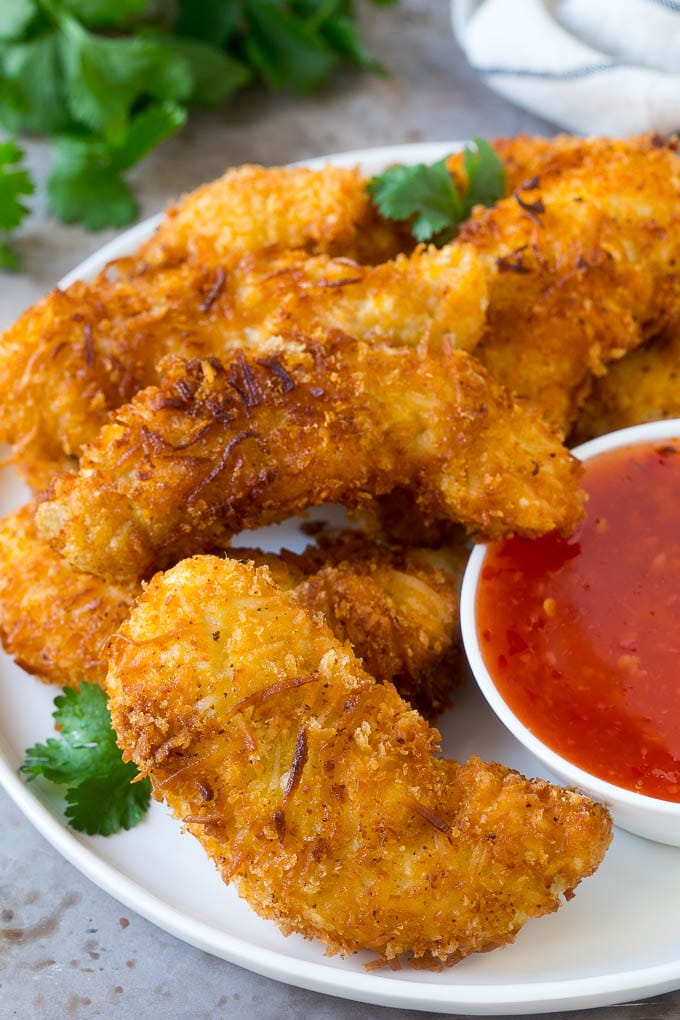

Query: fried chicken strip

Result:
[0,506,464,712]
[36,335,583,581]
[358,487,472,549]
[0,504,138,688]
[0,245,485,490]
[447,132,675,197]
[458,136,680,432]
[8,136,676,488]
[572,329,680,441]
[142,136,673,271]
[107,555,611,965]
[139,163,407,268]
[249,532,468,718]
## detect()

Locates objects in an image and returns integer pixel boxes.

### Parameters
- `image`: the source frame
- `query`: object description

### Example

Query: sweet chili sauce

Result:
[476,439,680,802]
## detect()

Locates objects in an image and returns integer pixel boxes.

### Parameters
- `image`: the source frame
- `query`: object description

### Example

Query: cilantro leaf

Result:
[0,140,34,230]
[243,0,338,94]
[0,0,37,40]
[368,158,462,244]
[463,137,506,218]
[59,16,192,143]
[0,33,72,135]
[61,0,153,28]
[48,101,186,229]
[22,682,151,837]
[65,765,150,836]
[286,0,386,72]
[0,140,33,270]
[368,142,506,246]
[110,101,187,171]
[174,0,243,47]
[319,13,384,73]
[23,683,122,782]
[48,146,138,229]
[0,240,19,270]
[168,38,251,108]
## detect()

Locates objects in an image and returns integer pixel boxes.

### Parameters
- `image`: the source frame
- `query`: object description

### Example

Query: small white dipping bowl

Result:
[461,419,680,847]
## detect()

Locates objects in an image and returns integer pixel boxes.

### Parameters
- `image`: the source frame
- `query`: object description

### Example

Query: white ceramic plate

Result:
[1,143,680,1016]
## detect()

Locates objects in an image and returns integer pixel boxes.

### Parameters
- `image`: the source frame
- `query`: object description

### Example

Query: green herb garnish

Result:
[0,140,33,269]
[0,0,398,259]
[22,682,151,836]
[367,137,505,246]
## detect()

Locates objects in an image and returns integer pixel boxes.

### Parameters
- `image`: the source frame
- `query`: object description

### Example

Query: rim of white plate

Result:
[2,141,680,1014]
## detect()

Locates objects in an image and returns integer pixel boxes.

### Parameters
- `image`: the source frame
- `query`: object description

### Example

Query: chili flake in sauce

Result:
[476,439,680,802]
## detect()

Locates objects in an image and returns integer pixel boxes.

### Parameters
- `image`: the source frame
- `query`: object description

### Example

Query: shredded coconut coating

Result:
[107,556,612,967]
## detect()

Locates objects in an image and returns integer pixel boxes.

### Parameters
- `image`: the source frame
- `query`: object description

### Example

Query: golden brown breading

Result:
[0,245,485,490]
[7,137,677,489]
[271,532,468,718]
[358,488,472,549]
[139,163,407,268]
[448,132,676,201]
[36,335,583,581]
[0,504,137,688]
[141,137,675,275]
[107,555,612,966]
[0,507,464,712]
[572,329,680,441]
[458,137,680,432]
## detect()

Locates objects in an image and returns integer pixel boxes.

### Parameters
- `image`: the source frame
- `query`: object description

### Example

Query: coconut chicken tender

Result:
[0,245,485,491]
[0,504,137,689]
[459,136,680,432]
[107,555,611,966]
[0,505,464,714]
[139,163,407,268]
[36,335,583,582]
[250,532,468,718]
[572,329,680,441]
[447,132,674,198]
[141,136,672,272]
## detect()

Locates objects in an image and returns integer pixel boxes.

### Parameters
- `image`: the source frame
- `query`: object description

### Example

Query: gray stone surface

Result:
[0,2,678,1017]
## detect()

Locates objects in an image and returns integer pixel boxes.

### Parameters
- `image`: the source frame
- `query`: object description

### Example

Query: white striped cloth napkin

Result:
[452,0,680,135]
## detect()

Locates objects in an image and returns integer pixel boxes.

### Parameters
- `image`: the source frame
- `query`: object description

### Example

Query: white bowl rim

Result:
[461,418,680,821]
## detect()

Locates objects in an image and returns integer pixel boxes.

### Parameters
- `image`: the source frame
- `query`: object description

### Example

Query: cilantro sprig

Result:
[0,0,397,264]
[0,140,33,269]
[367,138,506,246]
[22,682,151,836]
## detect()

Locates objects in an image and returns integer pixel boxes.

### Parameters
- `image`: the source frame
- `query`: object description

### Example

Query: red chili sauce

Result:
[477,439,680,802]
